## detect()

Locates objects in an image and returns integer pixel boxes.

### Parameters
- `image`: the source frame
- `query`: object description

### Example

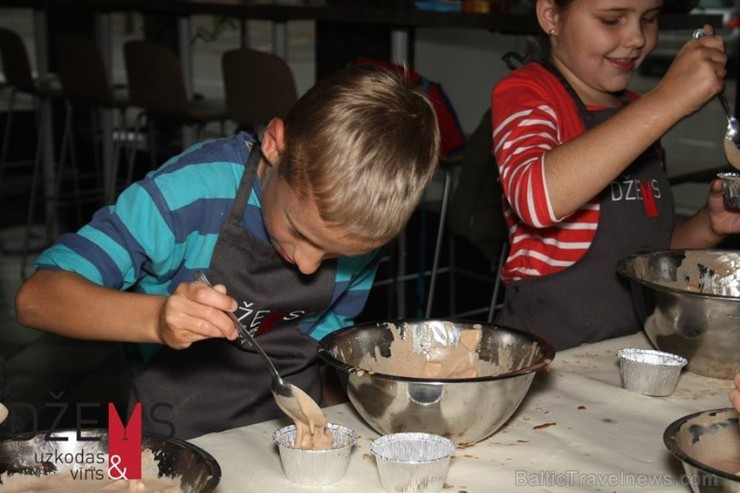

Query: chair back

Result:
[54,32,112,105]
[221,48,298,128]
[124,39,190,117]
[0,28,36,93]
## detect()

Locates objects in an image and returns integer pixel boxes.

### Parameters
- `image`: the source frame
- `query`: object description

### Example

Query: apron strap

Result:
[227,141,262,224]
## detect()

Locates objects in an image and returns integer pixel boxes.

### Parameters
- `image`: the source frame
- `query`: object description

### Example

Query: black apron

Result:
[131,140,337,439]
[495,63,674,351]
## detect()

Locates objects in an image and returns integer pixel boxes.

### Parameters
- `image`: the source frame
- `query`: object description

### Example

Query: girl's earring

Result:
[548,29,556,36]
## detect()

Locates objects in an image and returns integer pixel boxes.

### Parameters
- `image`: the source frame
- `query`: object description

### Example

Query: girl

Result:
[491,0,740,350]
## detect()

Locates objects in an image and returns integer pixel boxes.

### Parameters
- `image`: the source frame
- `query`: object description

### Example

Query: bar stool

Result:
[0,28,60,170]
[54,32,130,204]
[221,47,298,132]
[0,28,65,277]
[425,108,508,320]
[0,28,61,193]
[123,39,229,183]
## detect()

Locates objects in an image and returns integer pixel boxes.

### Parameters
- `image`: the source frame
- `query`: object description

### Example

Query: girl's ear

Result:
[536,0,560,36]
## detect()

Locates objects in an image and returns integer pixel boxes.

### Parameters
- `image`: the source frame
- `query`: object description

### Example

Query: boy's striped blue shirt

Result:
[35,133,380,342]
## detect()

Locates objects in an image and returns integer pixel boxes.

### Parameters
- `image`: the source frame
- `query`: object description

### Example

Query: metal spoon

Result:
[194,271,326,430]
[693,28,740,169]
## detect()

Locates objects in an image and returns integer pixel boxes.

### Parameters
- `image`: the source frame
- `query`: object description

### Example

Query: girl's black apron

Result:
[131,141,337,439]
[495,63,674,351]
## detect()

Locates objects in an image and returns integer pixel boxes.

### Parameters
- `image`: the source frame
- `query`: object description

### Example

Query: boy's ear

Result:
[536,0,560,35]
[261,118,286,164]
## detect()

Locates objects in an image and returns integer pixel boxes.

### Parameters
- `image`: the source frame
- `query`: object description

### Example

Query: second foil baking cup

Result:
[617,348,688,397]
[371,432,456,493]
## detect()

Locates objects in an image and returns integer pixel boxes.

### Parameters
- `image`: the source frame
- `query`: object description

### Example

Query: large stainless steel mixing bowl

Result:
[617,249,740,379]
[318,320,554,445]
[0,429,220,492]
[664,408,740,493]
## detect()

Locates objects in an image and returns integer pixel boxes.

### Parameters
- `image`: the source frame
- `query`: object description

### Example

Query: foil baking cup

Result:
[272,423,356,486]
[371,432,456,493]
[617,348,688,397]
[718,172,740,209]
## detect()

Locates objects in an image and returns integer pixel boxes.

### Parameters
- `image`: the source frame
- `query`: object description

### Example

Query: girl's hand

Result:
[731,373,740,414]
[157,280,239,350]
[706,178,740,236]
[655,24,727,118]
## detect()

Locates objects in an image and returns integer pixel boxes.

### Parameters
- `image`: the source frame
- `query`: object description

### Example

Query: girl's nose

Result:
[625,23,647,49]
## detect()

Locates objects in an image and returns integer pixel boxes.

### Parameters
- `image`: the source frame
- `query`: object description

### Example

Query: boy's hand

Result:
[158,281,239,350]
[656,24,727,119]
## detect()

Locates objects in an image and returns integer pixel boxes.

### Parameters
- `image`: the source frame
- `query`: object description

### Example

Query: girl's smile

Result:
[541,0,662,105]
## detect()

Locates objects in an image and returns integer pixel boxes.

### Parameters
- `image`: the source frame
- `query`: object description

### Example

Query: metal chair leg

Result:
[106,108,126,203]
[20,99,47,280]
[425,165,453,318]
[125,111,145,189]
[0,88,17,173]
[487,242,508,323]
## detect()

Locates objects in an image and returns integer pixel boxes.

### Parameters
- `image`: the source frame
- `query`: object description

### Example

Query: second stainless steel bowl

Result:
[617,249,740,379]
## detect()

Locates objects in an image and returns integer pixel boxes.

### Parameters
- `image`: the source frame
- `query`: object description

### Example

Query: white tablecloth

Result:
[190,332,735,492]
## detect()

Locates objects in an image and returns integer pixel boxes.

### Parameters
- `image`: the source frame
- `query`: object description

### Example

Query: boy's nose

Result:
[294,248,323,275]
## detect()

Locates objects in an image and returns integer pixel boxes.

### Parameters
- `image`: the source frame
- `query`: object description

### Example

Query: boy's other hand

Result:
[158,281,239,349]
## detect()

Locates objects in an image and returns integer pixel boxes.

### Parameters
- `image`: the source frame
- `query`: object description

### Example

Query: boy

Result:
[15,65,440,439]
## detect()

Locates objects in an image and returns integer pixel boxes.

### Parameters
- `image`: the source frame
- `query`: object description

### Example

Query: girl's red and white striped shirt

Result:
[492,63,637,283]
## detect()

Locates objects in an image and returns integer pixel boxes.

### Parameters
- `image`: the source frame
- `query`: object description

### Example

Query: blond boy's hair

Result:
[277,65,440,244]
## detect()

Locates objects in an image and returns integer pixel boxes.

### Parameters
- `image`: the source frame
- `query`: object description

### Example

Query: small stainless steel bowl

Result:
[664,408,740,492]
[718,172,740,209]
[617,348,687,396]
[272,423,356,486]
[371,432,455,493]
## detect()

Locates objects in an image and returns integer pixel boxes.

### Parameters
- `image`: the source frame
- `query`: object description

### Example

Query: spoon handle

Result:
[194,271,284,383]
[718,91,734,122]
[692,28,735,121]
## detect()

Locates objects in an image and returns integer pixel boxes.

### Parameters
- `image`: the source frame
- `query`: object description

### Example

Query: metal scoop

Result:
[194,271,326,429]
[693,28,740,169]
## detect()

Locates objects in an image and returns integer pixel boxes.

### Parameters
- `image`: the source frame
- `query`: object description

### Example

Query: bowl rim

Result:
[663,407,740,482]
[317,319,556,383]
[616,248,740,301]
[0,428,222,492]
